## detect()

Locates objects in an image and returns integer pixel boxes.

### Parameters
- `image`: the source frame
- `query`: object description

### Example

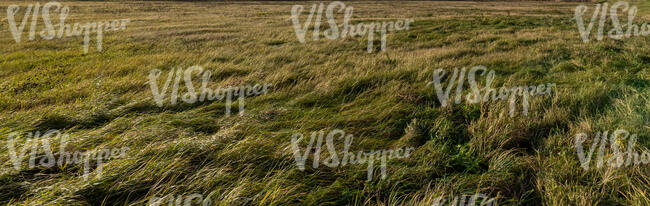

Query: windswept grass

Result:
[0,1,648,205]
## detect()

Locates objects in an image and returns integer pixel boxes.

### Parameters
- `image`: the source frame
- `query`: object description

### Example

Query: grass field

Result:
[0,1,649,205]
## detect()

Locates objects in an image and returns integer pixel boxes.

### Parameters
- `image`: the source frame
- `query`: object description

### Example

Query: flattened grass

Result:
[0,1,648,205]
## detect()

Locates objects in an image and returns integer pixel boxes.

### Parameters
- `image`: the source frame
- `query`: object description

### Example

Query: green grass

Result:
[0,1,648,205]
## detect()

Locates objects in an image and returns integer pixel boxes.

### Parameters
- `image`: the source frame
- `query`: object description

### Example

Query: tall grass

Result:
[0,1,648,205]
